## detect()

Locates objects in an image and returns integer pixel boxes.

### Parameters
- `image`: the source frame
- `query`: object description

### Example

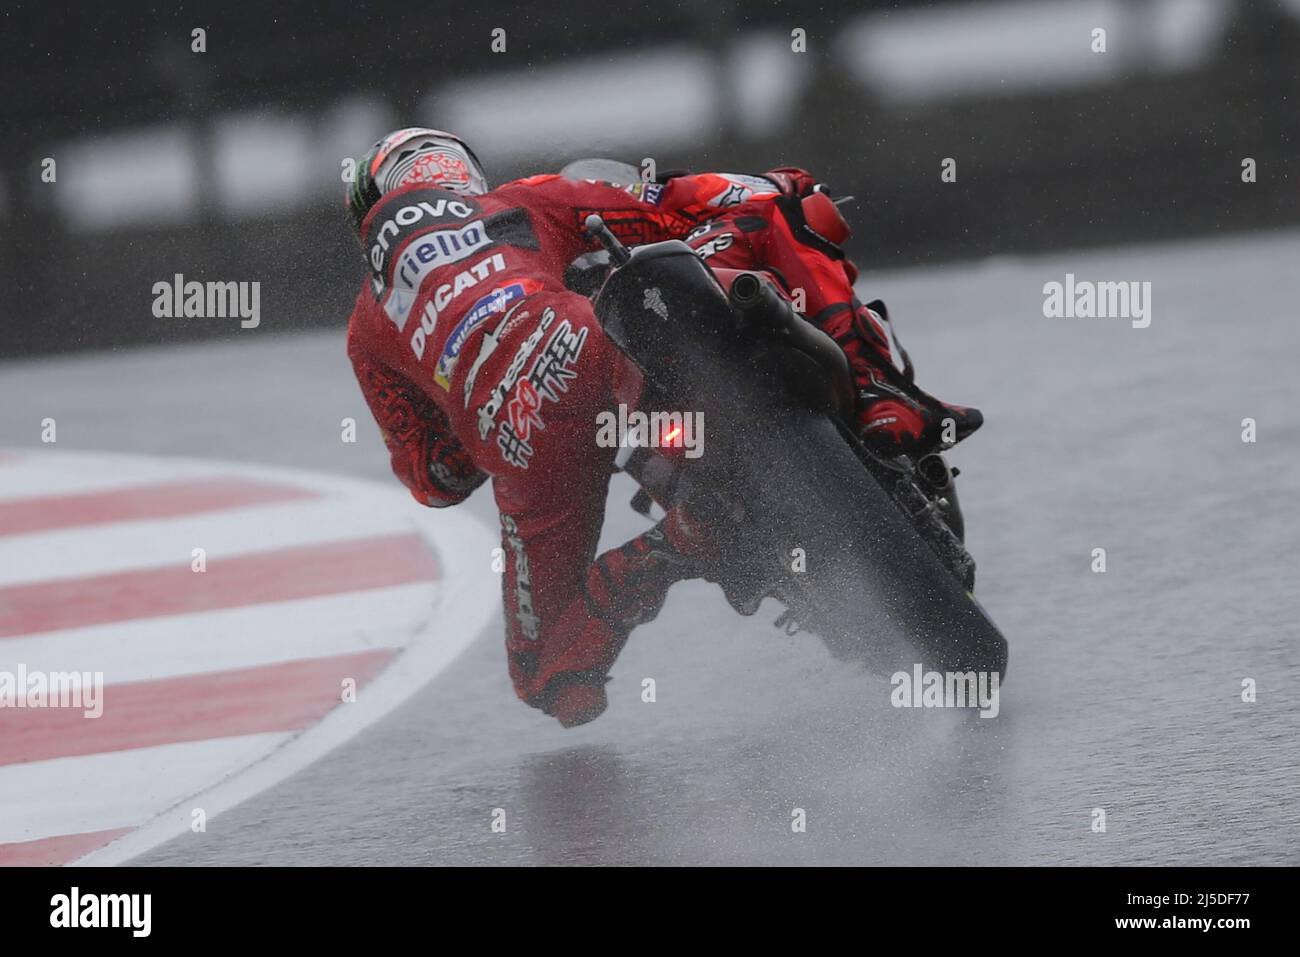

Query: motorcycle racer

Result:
[344,128,982,729]
[346,129,773,728]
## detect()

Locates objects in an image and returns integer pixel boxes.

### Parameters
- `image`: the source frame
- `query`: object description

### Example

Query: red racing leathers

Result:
[348,172,760,725]
[346,167,976,727]
[673,178,983,450]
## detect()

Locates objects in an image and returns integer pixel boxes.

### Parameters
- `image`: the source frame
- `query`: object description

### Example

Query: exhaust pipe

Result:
[729,271,765,309]
[915,453,953,492]
[727,271,788,331]
[915,452,965,542]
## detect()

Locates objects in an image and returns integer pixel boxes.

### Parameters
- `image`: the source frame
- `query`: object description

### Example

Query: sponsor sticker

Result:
[476,307,555,440]
[623,181,665,205]
[490,315,589,469]
[643,287,669,320]
[705,174,780,208]
[433,279,538,390]
[384,220,493,330]
[694,232,734,259]
[409,252,508,360]
[367,193,477,274]
[500,514,541,642]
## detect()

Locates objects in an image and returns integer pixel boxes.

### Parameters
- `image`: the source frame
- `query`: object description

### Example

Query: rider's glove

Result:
[762,167,820,198]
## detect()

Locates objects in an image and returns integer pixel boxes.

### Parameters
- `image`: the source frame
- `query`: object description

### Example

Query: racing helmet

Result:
[346,127,488,237]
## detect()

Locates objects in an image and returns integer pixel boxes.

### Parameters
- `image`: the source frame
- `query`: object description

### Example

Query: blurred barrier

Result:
[3,0,1297,357]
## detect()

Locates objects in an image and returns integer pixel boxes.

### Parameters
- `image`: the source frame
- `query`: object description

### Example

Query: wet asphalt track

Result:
[4,229,1298,865]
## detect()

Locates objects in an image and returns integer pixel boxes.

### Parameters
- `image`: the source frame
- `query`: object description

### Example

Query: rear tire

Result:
[706,395,1008,678]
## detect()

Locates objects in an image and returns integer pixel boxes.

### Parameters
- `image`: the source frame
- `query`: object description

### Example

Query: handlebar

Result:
[584,214,632,267]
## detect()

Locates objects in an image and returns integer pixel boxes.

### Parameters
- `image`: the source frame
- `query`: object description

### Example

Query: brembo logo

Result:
[369,197,476,272]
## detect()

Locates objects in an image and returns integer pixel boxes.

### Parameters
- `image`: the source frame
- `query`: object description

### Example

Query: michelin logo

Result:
[434,282,533,391]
